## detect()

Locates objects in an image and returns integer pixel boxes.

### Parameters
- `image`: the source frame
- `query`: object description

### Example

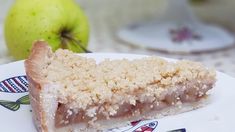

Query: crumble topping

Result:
[41,49,216,118]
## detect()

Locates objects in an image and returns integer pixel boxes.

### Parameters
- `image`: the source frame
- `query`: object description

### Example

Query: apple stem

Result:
[62,33,92,53]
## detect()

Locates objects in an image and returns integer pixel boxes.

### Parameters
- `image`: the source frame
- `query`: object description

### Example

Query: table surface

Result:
[0,0,235,77]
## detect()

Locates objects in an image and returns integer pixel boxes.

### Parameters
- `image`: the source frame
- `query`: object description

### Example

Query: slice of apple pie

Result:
[25,41,216,132]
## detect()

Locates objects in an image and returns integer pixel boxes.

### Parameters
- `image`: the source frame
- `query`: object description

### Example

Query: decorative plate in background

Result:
[118,23,235,53]
[0,53,235,132]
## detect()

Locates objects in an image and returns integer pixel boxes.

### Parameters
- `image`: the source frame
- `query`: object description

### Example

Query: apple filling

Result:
[54,82,212,128]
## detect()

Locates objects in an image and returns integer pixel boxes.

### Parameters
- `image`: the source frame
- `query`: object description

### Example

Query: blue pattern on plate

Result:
[0,76,28,93]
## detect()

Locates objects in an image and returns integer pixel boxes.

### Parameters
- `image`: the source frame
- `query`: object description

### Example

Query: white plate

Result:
[0,53,235,132]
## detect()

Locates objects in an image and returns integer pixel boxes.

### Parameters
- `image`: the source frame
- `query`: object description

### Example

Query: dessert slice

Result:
[25,41,216,132]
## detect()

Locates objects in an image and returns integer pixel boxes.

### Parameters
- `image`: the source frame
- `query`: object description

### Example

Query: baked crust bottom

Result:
[54,98,208,132]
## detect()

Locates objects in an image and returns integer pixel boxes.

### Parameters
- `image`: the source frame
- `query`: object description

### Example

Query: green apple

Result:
[4,0,89,60]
